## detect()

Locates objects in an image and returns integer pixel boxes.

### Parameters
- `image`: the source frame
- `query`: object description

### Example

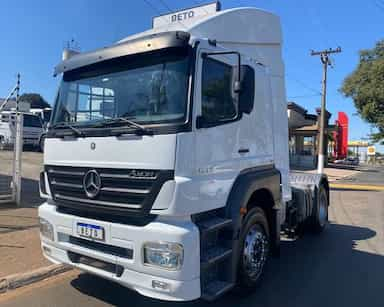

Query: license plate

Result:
[77,223,104,241]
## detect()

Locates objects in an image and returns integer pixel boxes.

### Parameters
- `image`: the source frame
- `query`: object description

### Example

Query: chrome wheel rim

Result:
[318,192,328,227]
[243,225,269,280]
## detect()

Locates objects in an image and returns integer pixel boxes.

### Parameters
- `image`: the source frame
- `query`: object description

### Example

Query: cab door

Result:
[193,48,243,212]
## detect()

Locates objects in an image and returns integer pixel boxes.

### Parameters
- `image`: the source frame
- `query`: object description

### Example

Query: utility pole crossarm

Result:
[310,47,342,56]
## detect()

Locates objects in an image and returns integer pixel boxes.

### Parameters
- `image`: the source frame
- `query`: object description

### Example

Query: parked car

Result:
[334,157,359,166]
[346,157,359,165]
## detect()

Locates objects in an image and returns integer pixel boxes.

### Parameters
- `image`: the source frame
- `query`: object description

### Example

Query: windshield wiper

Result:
[50,122,85,137]
[94,117,153,135]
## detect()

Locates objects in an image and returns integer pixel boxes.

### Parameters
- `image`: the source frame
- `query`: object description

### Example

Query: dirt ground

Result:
[0,151,43,180]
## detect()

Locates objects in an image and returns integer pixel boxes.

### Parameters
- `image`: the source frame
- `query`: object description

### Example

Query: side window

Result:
[33,116,43,128]
[24,115,42,128]
[201,58,237,126]
[23,115,32,127]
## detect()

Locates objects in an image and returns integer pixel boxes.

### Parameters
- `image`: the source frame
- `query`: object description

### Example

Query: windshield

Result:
[51,50,190,128]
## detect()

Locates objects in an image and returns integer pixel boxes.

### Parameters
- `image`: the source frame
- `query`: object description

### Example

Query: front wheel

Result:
[237,207,270,291]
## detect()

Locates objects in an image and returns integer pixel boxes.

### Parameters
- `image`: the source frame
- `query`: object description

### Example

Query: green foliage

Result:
[20,93,50,109]
[340,40,384,144]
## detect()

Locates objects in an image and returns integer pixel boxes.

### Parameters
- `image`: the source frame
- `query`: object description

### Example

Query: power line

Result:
[158,0,173,12]
[191,0,210,14]
[142,0,163,16]
[286,74,322,96]
[373,0,384,11]
[143,0,187,29]
[141,0,181,29]
[159,0,189,29]
[287,94,321,99]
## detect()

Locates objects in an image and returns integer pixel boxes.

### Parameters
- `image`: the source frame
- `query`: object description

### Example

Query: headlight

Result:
[143,242,183,271]
[39,218,54,241]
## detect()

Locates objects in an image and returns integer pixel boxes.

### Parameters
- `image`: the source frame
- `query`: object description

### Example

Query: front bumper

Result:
[39,203,201,301]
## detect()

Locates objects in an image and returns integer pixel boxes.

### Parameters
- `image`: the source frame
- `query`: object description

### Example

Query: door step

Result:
[202,280,235,301]
[195,212,235,301]
[198,217,232,233]
[201,246,232,268]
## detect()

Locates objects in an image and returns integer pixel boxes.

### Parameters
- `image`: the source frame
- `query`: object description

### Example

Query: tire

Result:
[237,207,270,291]
[0,137,7,151]
[39,135,45,152]
[310,185,329,233]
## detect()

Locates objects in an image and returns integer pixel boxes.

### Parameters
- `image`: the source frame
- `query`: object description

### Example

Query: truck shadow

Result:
[20,177,42,207]
[70,223,383,307]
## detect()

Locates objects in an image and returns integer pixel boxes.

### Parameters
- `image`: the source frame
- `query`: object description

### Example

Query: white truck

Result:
[0,111,45,151]
[39,3,329,301]
[30,107,52,127]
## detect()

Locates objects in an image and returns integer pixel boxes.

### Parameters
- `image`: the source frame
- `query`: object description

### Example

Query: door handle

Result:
[238,148,249,154]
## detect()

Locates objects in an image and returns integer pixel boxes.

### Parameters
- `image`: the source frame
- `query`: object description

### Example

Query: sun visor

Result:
[54,31,190,76]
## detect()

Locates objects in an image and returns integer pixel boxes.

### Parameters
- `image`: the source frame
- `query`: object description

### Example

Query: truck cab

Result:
[39,5,329,301]
[0,111,45,151]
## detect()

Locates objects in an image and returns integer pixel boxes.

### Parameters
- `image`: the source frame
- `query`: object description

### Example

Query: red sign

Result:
[333,112,348,159]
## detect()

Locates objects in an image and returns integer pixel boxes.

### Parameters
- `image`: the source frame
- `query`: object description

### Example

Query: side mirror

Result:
[238,65,255,114]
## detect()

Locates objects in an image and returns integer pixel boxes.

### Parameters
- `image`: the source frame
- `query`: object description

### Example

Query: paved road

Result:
[0,171,383,307]
[341,165,384,185]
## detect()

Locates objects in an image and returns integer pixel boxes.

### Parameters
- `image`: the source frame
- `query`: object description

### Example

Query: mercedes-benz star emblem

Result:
[83,170,101,198]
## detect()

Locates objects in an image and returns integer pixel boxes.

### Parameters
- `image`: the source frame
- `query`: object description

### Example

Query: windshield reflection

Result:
[51,52,190,129]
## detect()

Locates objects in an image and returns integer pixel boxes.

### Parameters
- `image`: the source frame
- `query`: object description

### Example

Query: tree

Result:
[19,93,50,109]
[340,40,384,144]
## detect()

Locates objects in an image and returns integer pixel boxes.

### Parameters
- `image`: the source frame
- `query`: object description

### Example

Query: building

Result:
[0,96,50,111]
[288,102,348,169]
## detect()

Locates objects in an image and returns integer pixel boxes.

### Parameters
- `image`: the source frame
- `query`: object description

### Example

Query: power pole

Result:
[12,73,23,206]
[311,47,341,174]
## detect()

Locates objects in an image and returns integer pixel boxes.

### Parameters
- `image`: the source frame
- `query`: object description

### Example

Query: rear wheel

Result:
[0,137,6,150]
[237,207,270,291]
[310,186,329,233]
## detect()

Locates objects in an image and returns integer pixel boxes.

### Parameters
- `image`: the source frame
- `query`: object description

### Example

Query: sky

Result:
[0,0,383,151]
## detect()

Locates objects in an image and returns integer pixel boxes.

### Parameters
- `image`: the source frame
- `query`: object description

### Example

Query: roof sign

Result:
[367,146,376,156]
[152,1,221,28]
[348,140,369,147]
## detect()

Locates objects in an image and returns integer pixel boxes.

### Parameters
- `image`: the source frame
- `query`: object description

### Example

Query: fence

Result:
[0,75,23,205]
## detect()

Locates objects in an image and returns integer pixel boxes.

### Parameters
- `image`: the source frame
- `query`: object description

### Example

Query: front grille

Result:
[57,206,156,226]
[68,251,124,277]
[68,235,133,259]
[46,165,173,217]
